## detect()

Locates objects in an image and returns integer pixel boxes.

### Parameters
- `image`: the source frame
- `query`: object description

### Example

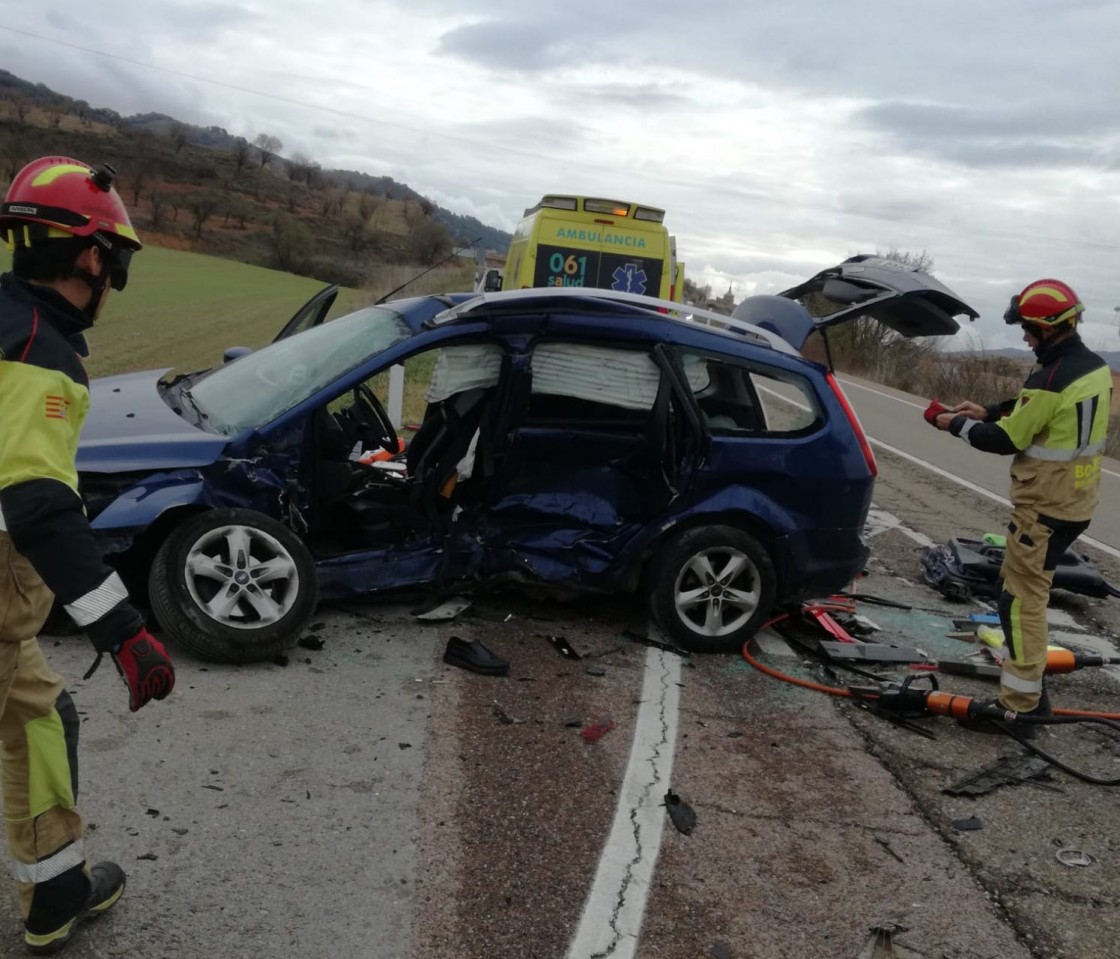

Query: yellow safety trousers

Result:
[998,509,1089,712]
[0,532,84,920]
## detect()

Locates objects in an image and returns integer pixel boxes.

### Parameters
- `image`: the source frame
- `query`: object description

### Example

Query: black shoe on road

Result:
[25,862,126,955]
[443,636,509,676]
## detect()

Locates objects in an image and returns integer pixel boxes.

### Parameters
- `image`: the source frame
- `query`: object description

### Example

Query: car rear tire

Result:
[148,508,318,663]
[647,525,776,654]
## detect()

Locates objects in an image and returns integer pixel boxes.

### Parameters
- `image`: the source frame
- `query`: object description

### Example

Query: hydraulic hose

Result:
[740,613,875,701]
[741,613,1120,785]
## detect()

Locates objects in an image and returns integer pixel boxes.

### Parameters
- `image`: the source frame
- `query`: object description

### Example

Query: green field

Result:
[1,244,478,427]
[0,245,368,378]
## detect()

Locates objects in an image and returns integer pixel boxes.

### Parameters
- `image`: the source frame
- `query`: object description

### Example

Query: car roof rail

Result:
[428,287,799,355]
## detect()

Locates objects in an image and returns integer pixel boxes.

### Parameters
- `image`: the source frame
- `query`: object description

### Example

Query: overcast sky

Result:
[3,0,1120,351]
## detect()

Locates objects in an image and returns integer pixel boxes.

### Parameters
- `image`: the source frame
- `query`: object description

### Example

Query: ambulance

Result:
[502,195,684,302]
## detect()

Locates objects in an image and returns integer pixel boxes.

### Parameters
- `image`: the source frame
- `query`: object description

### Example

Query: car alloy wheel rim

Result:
[673,546,760,637]
[183,524,300,629]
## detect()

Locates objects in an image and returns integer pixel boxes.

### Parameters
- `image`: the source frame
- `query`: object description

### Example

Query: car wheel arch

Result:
[96,503,213,605]
[627,510,780,594]
[644,521,779,654]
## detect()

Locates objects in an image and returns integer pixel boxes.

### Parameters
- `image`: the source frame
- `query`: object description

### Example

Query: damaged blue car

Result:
[76,256,976,662]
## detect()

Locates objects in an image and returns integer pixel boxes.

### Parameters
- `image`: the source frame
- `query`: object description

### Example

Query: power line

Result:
[3,23,1120,258]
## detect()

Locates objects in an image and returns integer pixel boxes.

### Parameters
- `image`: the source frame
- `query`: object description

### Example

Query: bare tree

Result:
[320,187,340,217]
[305,160,321,189]
[169,122,190,154]
[147,190,167,230]
[188,192,217,237]
[0,136,28,181]
[286,152,311,182]
[822,247,937,372]
[338,212,373,254]
[231,137,252,174]
[224,196,251,229]
[358,191,383,225]
[269,214,312,273]
[124,162,151,207]
[405,218,452,265]
[254,133,283,169]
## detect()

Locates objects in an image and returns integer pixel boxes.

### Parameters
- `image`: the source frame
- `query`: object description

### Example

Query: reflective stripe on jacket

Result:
[0,273,142,649]
[956,333,1112,521]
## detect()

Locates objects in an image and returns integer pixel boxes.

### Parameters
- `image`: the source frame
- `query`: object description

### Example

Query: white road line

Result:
[566,646,681,959]
[837,375,1120,481]
[868,435,1120,563]
[758,380,1120,562]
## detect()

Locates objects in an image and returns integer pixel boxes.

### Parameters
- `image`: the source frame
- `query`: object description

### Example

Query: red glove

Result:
[112,629,175,712]
[923,398,951,426]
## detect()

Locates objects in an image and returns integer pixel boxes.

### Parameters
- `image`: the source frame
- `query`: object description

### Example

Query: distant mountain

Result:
[0,69,511,254]
[979,346,1120,372]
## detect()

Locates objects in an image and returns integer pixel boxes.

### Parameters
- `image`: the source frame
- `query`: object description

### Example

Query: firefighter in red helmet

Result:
[0,157,174,953]
[929,279,1112,733]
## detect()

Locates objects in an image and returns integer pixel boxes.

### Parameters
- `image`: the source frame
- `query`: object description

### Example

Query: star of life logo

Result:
[611,263,649,295]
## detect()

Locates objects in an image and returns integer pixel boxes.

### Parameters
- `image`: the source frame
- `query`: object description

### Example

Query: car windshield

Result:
[186,306,412,435]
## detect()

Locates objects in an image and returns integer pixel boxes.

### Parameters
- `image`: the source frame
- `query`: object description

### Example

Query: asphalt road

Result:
[837,372,1120,560]
[3,375,1120,959]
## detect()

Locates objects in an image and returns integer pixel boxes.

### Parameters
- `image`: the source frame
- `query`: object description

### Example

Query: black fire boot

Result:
[956,686,1052,740]
[25,862,126,955]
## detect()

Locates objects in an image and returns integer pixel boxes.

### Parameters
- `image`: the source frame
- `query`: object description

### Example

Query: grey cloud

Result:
[576,84,692,110]
[436,19,571,71]
[435,2,1120,134]
[856,101,1120,170]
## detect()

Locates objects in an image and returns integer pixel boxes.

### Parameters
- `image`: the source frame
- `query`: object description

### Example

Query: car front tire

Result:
[648,525,776,654]
[148,508,318,663]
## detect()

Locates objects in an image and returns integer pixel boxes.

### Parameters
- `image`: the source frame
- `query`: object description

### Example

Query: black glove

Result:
[112,628,176,712]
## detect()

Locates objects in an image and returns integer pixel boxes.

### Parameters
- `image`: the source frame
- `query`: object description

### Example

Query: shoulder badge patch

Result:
[44,395,69,420]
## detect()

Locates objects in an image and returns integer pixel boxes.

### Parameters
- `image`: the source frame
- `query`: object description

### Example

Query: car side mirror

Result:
[224,346,253,364]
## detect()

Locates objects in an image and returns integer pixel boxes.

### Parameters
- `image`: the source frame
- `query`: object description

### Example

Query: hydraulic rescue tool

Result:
[974,641,1120,674]
[1036,648,1120,674]
[875,675,1034,724]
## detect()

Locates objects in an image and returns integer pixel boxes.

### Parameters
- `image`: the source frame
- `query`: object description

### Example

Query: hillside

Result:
[980,346,1120,372]
[0,69,511,287]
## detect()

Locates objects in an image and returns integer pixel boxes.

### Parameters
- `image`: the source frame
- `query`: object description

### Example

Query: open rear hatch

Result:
[734,254,978,354]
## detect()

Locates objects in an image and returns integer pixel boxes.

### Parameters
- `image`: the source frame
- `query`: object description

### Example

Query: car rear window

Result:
[679,351,821,435]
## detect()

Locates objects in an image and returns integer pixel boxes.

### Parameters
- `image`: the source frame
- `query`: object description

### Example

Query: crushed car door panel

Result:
[480,341,698,588]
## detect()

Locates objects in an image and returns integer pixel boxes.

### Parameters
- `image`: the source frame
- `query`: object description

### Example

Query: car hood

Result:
[733,254,979,351]
[77,369,229,473]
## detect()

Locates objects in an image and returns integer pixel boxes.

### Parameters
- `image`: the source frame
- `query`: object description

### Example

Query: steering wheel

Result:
[351,383,400,455]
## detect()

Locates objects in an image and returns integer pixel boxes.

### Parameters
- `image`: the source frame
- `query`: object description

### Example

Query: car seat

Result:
[407,388,495,524]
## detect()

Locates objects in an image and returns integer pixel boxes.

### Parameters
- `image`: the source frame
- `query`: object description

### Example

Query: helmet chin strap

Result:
[1030,322,1072,357]
[69,253,110,321]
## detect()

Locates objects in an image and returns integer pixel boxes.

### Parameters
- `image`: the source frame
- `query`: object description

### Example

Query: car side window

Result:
[679,351,821,435]
[525,342,660,428]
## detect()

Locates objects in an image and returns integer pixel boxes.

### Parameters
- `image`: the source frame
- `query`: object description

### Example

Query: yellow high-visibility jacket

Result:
[0,272,141,649]
[950,333,1112,522]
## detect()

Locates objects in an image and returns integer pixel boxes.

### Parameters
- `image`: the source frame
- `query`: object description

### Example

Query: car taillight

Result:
[826,372,877,477]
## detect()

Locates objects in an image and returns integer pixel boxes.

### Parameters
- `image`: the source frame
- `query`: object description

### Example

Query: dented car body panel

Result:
[76,259,977,653]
